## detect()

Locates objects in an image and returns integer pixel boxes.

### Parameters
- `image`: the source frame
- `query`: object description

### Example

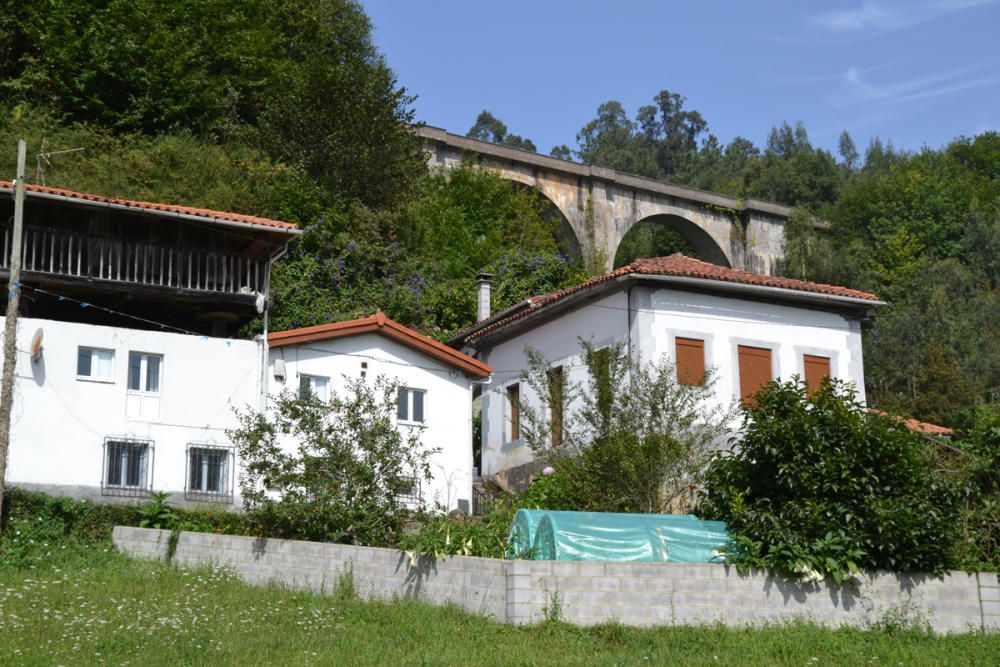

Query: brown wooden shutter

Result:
[675,337,706,386]
[803,354,831,396]
[738,345,773,405]
[548,366,563,447]
[507,384,520,441]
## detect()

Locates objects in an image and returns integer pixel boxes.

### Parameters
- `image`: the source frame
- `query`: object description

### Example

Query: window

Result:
[803,354,832,396]
[548,366,564,447]
[675,337,706,386]
[397,388,426,423]
[395,475,421,506]
[737,345,773,405]
[299,374,329,401]
[128,352,162,393]
[77,347,114,381]
[506,383,520,442]
[103,439,152,496]
[126,352,162,420]
[186,445,233,501]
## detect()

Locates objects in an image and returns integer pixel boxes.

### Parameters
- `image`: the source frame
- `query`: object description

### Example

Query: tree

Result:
[517,341,734,513]
[700,378,964,580]
[230,376,436,546]
[467,110,537,152]
[838,130,859,173]
[2,0,425,208]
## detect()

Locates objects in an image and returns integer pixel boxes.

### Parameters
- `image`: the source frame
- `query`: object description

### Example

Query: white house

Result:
[448,254,885,484]
[0,180,300,504]
[267,312,493,513]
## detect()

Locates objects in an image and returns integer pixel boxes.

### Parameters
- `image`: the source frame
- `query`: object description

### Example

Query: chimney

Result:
[476,272,492,321]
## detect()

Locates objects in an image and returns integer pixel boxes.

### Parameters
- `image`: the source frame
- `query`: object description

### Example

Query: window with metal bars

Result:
[185,445,233,502]
[102,438,153,497]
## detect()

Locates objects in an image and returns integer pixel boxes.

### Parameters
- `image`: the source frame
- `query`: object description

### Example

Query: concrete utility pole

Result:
[0,140,27,533]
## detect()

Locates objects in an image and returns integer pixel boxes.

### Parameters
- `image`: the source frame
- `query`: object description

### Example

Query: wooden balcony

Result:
[1,225,267,297]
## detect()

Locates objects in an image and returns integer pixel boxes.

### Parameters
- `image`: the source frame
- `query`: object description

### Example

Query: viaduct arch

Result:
[419,126,802,274]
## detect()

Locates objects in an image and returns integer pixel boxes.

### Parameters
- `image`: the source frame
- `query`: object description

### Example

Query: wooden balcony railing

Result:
[1,225,266,296]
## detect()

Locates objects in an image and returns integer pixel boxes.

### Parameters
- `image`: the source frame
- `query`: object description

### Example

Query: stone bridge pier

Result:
[419,126,802,275]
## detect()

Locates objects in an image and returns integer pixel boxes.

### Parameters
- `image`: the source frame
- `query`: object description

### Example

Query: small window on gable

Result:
[507,383,520,442]
[738,345,773,406]
[299,374,329,401]
[397,388,426,423]
[77,347,114,381]
[675,337,706,386]
[803,354,832,396]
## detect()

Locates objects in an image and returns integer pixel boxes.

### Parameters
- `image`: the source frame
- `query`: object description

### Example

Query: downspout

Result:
[260,243,291,412]
[626,282,636,362]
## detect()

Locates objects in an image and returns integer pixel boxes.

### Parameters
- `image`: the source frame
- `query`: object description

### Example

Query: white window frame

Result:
[185,444,234,502]
[77,346,115,383]
[299,374,330,402]
[127,351,163,395]
[102,437,153,497]
[397,387,427,424]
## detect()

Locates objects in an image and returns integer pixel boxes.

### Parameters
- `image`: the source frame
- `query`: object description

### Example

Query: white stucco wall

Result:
[2,316,261,503]
[479,285,867,477]
[268,332,476,512]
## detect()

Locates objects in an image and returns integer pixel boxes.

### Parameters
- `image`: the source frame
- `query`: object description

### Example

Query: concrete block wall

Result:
[113,527,997,633]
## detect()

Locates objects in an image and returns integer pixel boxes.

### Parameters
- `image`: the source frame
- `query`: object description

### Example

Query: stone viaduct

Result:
[419,125,799,275]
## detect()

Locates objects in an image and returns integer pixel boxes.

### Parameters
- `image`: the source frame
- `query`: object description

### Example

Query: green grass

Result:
[0,539,997,666]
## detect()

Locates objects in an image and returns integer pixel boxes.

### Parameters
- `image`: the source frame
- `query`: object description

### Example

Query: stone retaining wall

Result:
[113,526,1000,633]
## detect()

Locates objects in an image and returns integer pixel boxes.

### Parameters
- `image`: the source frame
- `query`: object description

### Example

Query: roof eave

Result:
[3,186,302,237]
[464,272,883,349]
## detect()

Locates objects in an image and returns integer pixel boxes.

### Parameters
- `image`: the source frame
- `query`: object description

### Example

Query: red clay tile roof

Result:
[270,312,492,379]
[452,254,882,346]
[0,180,299,233]
[867,409,954,436]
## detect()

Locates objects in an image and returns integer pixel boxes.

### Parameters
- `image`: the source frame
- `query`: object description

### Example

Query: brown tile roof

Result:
[0,180,300,233]
[270,312,492,379]
[867,409,954,436]
[452,254,882,346]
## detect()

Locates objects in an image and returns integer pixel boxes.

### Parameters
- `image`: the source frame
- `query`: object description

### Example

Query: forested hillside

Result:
[3,0,998,429]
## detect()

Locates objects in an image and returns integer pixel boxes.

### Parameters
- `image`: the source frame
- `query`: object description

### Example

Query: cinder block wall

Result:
[113,527,999,633]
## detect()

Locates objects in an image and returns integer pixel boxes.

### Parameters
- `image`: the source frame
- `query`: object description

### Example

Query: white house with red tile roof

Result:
[268,313,493,513]
[448,254,885,482]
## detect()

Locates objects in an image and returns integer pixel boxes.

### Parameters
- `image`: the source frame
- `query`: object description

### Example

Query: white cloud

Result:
[838,66,997,106]
[813,0,997,35]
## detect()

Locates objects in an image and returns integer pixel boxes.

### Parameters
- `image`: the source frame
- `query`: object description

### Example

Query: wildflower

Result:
[542,466,555,476]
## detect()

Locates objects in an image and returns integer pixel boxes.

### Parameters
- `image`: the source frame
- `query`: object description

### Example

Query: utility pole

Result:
[0,140,26,533]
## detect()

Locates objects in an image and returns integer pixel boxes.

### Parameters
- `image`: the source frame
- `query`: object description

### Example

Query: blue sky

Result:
[361,0,999,158]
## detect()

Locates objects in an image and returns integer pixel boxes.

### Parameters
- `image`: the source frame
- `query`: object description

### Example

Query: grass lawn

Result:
[0,540,997,666]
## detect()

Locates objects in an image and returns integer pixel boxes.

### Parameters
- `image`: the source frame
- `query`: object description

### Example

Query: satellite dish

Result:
[29,328,44,363]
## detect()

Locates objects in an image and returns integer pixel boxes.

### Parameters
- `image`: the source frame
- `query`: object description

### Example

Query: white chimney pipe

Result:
[476,273,492,321]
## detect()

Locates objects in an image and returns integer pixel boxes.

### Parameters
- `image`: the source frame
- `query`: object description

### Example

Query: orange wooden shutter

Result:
[803,354,831,396]
[675,337,706,386]
[507,384,520,441]
[738,345,773,405]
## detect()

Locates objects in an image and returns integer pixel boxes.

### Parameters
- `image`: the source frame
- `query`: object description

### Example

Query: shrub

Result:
[952,407,1000,570]
[397,506,517,561]
[519,341,734,513]
[230,375,436,546]
[699,378,964,581]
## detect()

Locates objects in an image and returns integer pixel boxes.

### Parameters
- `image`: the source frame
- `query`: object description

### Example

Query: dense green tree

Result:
[2,0,424,208]
[466,111,537,152]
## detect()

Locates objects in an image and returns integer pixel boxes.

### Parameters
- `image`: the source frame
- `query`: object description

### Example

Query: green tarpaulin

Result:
[508,509,729,563]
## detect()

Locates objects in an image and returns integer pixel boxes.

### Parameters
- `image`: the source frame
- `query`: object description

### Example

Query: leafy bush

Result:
[699,379,964,581]
[230,376,435,546]
[519,341,734,513]
[952,407,1000,570]
[0,488,246,570]
[397,506,517,561]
